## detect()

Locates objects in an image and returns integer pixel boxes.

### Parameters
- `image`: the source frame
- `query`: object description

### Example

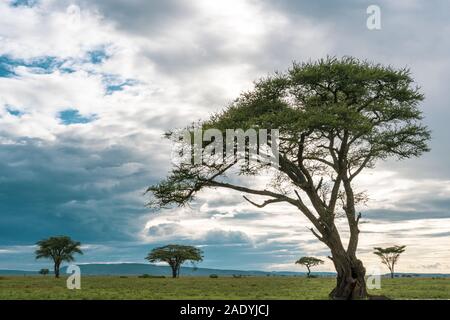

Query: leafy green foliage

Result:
[35,236,83,263]
[295,257,324,267]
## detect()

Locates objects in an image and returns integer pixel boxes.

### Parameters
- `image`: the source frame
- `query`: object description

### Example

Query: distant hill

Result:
[0,263,333,277]
[0,269,37,275]
[1,263,449,278]
[57,263,333,277]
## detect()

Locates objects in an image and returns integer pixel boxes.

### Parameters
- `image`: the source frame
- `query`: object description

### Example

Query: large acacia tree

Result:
[35,235,83,278]
[147,57,430,299]
[146,244,203,278]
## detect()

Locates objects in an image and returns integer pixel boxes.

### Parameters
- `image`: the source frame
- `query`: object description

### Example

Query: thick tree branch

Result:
[308,227,325,243]
[279,155,309,187]
[328,176,342,212]
[349,154,372,180]
[243,196,285,208]
[206,180,287,199]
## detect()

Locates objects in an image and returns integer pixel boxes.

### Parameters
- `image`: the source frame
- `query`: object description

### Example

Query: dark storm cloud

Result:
[263,0,365,24]
[80,0,194,35]
[0,135,157,245]
[147,223,183,238]
[428,232,450,238]
[363,209,450,221]
[201,229,251,245]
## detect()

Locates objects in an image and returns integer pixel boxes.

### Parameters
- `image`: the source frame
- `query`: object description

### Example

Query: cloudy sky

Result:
[0,0,449,274]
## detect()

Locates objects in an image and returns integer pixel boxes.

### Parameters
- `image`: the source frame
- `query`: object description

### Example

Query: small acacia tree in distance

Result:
[35,236,83,278]
[373,245,406,278]
[295,257,324,277]
[295,257,324,278]
[39,268,49,276]
[146,244,203,278]
[147,57,430,299]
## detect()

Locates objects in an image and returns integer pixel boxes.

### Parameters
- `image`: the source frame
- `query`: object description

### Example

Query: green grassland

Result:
[0,276,449,300]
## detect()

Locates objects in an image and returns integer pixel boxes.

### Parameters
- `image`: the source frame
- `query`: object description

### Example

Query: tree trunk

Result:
[329,253,367,300]
[306,266,311,278]
[323,178,368,300]
[171,266,177,278]
[54,263,60,278]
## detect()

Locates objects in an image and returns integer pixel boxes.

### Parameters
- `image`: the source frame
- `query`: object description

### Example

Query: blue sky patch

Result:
[0,55,64,77]
[0,56,17,77]
[6,107,24,117]
[0,51,113,78]
[87,49,110,65]
[27,57,63,73]
[58,109,96,125]
[10,0,38,7]
[102,74,138,94]
[106,79,137,94]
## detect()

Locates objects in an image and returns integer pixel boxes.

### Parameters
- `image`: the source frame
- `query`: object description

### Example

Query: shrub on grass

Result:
[138,274,165,278]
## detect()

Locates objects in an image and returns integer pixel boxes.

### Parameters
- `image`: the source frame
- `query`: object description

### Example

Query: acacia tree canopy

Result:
[147,57,430,299]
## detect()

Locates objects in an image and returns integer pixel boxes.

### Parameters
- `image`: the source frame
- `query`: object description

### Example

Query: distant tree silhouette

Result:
[295,257,324,277]
[35,236,83,278]
[39,268,49,276]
